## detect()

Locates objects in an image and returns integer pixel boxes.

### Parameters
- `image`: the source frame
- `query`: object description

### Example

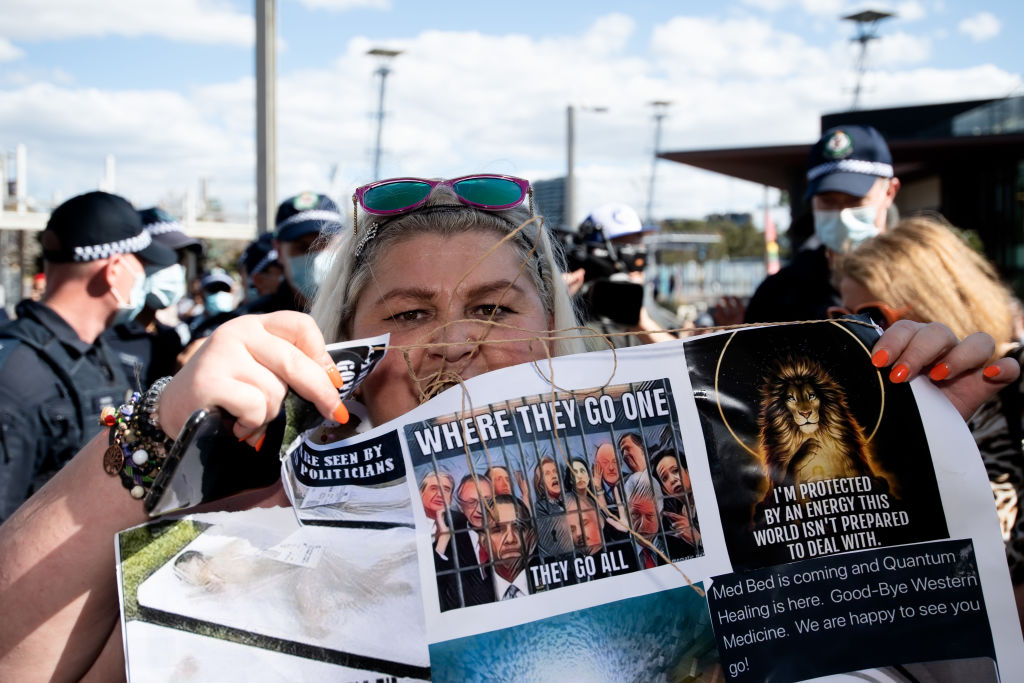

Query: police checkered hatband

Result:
[72,229,153,262]
[145,220,184,236]
[807,159,894,182]
[277,209,344,232]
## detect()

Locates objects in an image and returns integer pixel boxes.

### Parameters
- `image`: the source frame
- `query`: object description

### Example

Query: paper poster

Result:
[118,322,1024,682]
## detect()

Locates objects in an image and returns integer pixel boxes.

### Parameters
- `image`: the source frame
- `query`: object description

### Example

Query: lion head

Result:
[783,380,820,434]
[758,356,874,491]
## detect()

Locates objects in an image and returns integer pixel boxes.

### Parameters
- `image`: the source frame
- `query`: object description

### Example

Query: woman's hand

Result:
[871,320,1020,420]
[159,312,348,446]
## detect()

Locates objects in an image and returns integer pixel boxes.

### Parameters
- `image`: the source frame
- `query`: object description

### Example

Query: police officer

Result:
[241,192,344,315]
[102,207,203,388]
[744,125,900,324]
[0,191,176,520]
[238,232,283,305]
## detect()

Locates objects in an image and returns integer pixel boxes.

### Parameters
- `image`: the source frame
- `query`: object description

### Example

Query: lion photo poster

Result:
[684,320,948,571]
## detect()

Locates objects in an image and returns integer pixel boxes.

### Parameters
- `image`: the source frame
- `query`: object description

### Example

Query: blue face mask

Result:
[203,291,235,316]
[813,205,880,254]
[247,286,260,301]
[288,251,333,300]
[112,260,148,325]
[144,263,187,311]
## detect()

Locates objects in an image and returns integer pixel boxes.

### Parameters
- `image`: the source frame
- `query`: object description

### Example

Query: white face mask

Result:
[144,263,187,311]
[813,205,881,254]
[111,258,147,325]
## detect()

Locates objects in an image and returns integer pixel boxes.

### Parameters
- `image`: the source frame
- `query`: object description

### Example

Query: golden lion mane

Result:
[758,356,874,493]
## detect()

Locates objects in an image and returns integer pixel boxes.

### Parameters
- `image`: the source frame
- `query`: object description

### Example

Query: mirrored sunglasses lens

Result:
[362,181,432,212]
[452,177,523,207]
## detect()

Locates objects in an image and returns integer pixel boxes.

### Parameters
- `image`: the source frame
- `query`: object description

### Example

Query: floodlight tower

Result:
[843,9,895,110]
[645,100,671,225]
[368,47,402,181]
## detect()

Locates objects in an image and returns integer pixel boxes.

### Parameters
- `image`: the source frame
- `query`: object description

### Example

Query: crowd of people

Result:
[0,124,1021,679]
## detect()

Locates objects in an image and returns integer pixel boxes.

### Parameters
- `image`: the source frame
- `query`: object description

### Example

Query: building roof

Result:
[661,96,1024,191]
[660,133,1024,190]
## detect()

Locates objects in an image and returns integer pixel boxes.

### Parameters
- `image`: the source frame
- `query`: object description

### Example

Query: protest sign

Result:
[119,322,1024,681]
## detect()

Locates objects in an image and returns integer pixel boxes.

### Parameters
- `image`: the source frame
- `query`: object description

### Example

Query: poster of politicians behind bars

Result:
[403,377,704,611]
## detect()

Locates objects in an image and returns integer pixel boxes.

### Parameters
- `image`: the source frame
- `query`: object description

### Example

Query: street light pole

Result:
[255,0,276,235]
[564,104,607,231]
[645,100,671,225]
[842,9,894,110]
[565,105,575,231]
[368,48,402,181]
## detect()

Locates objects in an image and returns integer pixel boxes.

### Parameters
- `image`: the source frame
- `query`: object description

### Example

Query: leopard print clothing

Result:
[968,347,1024,584]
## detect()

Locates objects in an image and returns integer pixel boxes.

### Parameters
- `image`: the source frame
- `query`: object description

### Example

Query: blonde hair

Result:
[840,215,1014,347]
[310,183,584,357]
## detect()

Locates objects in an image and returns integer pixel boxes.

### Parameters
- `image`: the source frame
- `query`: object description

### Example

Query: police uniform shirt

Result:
[0,299,135,520]
[101,318,185,388]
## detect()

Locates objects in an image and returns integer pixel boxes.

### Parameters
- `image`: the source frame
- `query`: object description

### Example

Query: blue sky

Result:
[1,0,1020,228]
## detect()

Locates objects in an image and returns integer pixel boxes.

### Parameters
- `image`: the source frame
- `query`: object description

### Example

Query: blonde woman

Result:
[838,215,1024,600]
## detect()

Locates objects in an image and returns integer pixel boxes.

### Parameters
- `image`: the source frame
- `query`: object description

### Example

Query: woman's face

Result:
[351,230,553,426]
[655,458,689,496]
[571,461,589,490]
[542,461,560,499]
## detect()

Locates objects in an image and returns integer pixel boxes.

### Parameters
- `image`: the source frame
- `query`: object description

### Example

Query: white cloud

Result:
[868,31,931,67]
[896,1,926,21]
[958,12,1000,43]
[0,0,253,45]
[652,16,827,80]
[1,10,1020,226]
[0,82,252,210]
[799,0,844,16]
[739,0,792,11]
[582,13,635,55]
[0,38,23,61]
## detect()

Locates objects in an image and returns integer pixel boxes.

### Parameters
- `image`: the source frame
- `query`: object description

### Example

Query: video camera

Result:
[557,216,649,327]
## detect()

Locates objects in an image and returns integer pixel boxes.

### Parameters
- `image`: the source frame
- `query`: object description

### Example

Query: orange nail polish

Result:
[326,365,344,389]
[871,349,890,367]
[928,363,950,381]
[889,363,910,383]
[333,402,350,424]
[984,365,1001,379]
[254,433,266,452]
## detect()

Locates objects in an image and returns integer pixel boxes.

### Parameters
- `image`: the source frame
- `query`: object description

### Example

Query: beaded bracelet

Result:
[101,376,175,500]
